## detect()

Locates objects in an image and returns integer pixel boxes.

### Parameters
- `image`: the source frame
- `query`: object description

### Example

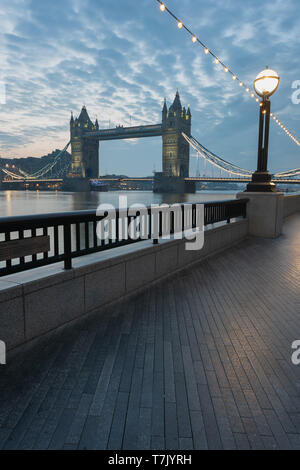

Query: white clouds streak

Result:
[0,0,299,174]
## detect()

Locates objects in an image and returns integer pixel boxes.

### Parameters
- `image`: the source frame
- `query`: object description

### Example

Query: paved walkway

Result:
[1,214,300,450]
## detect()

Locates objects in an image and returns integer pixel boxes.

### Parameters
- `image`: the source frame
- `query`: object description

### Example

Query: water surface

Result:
[0,190,238,217]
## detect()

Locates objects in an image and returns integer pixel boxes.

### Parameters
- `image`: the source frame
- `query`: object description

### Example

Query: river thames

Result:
[0,190,238,217]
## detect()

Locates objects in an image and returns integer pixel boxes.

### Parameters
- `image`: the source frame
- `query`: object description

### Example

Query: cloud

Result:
[0,0,299,175]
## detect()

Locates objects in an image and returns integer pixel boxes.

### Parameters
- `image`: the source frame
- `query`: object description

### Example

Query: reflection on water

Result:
[0,190,238,218]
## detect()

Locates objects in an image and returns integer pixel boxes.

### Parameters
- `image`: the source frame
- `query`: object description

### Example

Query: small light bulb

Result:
[232,75,236,80]
[256,98,259,102]
[239,81,243,87]
[204,48,209,54]
[246,88,249,92]
[270,113,273,116]
[192,36,197,43]
[224,67,229,72]
[160,3,166,11]
[178,21,183,29]
[251,93,254,98]
[215,58,219,64]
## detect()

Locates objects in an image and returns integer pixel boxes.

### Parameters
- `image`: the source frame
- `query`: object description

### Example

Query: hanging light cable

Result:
[157,0,300,147]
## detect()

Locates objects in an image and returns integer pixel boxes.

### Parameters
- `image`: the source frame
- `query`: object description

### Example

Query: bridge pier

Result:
[153,173,195,193]
[62,177,90,192]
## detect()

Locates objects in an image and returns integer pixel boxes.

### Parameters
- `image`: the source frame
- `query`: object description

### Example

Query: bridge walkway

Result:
[0,214,300,449]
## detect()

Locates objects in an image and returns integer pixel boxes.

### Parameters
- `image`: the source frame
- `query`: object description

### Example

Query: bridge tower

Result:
[69,106,99,179]
[162,91,191,177]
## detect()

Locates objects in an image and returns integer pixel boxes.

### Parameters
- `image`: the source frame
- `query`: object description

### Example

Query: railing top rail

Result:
[201,198,249,206]
[0,198,249,231]
[0,210,101,231]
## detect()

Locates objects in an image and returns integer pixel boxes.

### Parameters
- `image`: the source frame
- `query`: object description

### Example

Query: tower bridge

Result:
[67,91,192,191]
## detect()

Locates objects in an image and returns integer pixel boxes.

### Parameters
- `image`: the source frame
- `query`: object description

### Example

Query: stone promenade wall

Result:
[0,219,248,352]
[283,194,300,218]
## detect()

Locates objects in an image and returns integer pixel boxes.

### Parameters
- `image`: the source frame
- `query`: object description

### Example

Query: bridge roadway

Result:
[1,213,300,450]
[186,177,300,184]
[95,176,300,184]
[3,176,300,187]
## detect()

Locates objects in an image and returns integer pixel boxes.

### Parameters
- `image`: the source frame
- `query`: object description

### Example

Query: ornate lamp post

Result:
[246,67,280,192]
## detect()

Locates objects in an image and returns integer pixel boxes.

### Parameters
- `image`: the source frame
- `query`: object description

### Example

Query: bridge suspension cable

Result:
[184,133,300,179]
[156,1,300,148]
[27,142,71,178]
[273,168,300,178]
[182,133,253,178]
[2,168,25,180]
[1,142,71,180]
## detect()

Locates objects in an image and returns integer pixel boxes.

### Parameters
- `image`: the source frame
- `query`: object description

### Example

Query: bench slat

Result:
[0,235,50,261]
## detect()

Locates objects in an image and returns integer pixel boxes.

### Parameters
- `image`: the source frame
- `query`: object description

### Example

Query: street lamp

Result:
[246,66,280,192]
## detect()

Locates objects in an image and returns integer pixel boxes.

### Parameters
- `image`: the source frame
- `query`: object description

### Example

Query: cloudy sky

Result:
[0,0,300,176]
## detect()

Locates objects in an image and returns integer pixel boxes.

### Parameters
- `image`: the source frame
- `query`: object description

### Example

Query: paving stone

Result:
[1,214,300,450]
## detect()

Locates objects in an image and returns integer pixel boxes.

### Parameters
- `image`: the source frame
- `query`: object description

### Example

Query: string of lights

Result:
[157,0,300,147]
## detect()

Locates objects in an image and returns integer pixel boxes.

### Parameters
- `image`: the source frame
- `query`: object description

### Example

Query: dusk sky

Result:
[0,0,300,176]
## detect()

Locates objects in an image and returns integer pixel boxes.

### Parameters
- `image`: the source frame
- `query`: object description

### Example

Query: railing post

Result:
[225,202,230,223]
[64,223,72,270]
[243,200,247,218]
[151,207,159,245]
[153,210,159,244]
[227,203,231,223]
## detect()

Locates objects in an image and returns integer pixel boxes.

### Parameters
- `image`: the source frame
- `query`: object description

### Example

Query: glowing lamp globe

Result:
[254,67,280,98]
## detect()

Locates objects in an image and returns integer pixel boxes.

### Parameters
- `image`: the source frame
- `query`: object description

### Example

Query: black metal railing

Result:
[0,199,248,276]
[204,199,248,225]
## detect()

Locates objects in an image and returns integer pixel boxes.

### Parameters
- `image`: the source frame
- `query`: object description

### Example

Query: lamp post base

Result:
[246,171,277,192]
[237,191,283,238]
